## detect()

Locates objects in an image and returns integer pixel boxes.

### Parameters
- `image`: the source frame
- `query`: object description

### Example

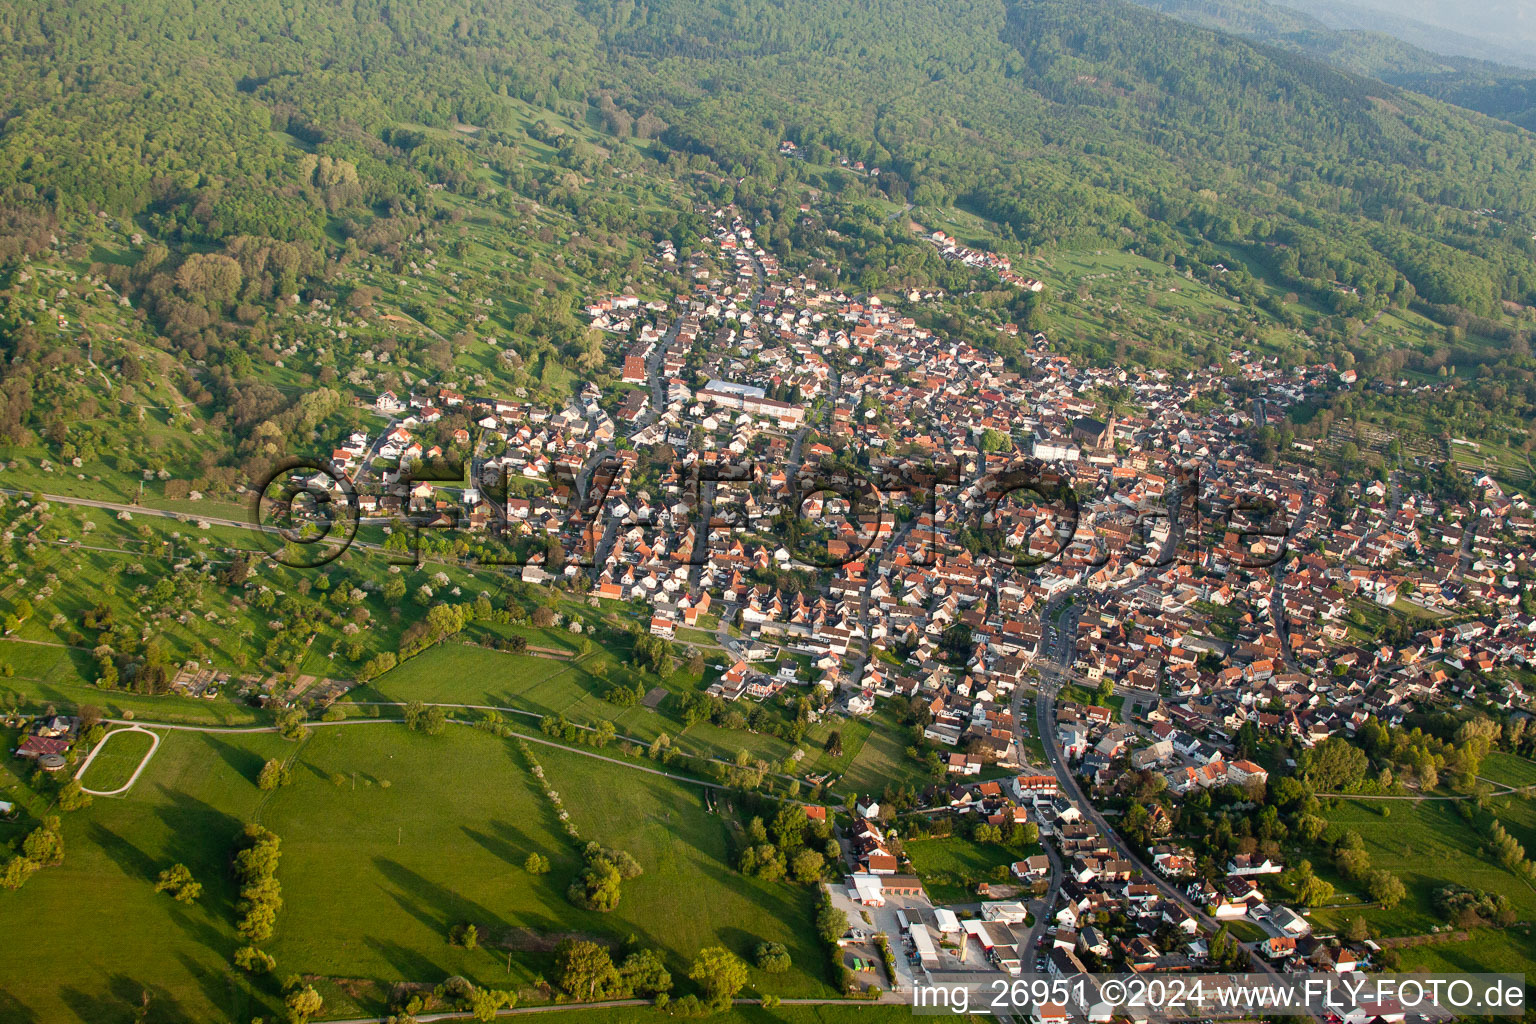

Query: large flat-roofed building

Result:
[700,379,766,402]
[699,379,806,427]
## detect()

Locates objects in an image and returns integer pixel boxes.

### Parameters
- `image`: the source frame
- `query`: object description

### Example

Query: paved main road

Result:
[1035,685,1306,1009]
[1020,475,1313,1017]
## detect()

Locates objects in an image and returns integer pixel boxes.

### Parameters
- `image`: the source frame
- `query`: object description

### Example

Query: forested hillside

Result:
[1129,0,1536,132]
[600,0,1536,314]
[6,0,1536,313]
[1334,0,1536,60]
[1,0,1536,489]
[1130,0,1469,75]
[1278,0,1536,68]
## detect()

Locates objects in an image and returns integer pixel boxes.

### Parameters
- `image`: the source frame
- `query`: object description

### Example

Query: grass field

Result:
[904,837,1026,905]
[350,641,934,797]
[0,728,293,1023]
[1395,923,1536,975]
[0,721,835,1021]
[349,640,772,765]
[1480,752,1536,790]
[504,1006,919,1024]
[265,724,832,1016]
[1306,796,1536,947]
[835,714,918,796]
[1219,919,1267,943]
[353,640,594,713]
[77,727,157,792]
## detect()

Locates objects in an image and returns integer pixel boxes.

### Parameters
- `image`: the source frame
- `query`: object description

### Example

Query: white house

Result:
[1011,855,1050,881]
[1032,439,1080,463]
[1226,854,1284,877]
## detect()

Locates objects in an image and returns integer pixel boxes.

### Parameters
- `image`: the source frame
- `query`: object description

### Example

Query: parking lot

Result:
[825,885,930,992]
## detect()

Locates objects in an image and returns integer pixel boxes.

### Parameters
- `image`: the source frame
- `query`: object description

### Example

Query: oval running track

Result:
[74,725,162,796]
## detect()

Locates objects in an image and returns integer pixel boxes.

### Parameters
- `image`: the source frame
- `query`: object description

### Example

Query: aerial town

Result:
[10,2,1536,1020]
[241,205,1536,1013]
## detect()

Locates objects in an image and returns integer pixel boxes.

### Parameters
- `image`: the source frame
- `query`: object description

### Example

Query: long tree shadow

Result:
[380,880,451,936]
[715,924,766,962]
[166,903,235,967]
[372,856,514,938]
[200,734,265,785]
[489,819,542,856]
[297,759,334,783]
[87,821,158,883]
[0,989,40,1024]
[61,975,189,1024]
[59,986,117,1024]
[172,950,256,1022]
[364,936,443,987]
[693,855,829,948]
[461,823,524,866]
[106,975,186,1024]
[150,786,244,916]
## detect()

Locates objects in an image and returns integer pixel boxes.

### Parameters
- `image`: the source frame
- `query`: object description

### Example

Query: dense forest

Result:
[2,0,1536,481]
[1131,0,1536,132]
[5,0,1536,315]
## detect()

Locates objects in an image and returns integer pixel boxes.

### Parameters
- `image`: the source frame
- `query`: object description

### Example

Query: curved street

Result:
[1016,474,1312,1017]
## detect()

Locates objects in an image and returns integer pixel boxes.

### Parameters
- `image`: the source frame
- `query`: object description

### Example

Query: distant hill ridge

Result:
[1128,0,1536,129]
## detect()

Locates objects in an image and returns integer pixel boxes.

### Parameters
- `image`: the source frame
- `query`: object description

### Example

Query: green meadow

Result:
[348,640,933,798]
[0,722,834,1022]
[904,836,1032,905]
[1293,790,1536,974]
[76,727,157,792]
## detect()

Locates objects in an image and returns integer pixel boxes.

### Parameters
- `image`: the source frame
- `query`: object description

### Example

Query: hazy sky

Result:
[1279,0,1536,66]
[1342,0,1536,46]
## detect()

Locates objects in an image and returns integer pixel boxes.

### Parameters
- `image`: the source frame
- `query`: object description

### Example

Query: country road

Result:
[103,712,745,793]
[313,993,908,1024]
[0,486,258,531]
[1315,777,1536,801]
